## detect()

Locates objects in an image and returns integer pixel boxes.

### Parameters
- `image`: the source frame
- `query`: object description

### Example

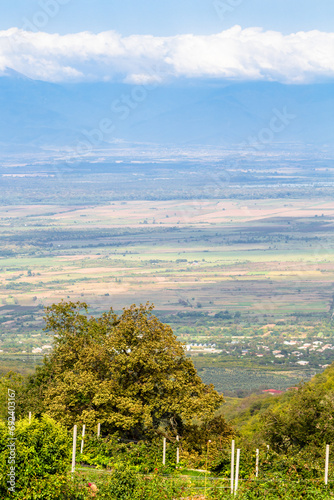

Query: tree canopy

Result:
[263,365,334,454]
[30,301,223,438]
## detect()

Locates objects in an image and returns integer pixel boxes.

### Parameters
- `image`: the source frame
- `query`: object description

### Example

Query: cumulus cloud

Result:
[0,26,334,83]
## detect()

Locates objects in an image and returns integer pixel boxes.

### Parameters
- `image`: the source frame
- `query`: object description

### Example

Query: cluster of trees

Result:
[1,302,228,441]
[224,362,334,462]
[263,368,334,454]
[2,301,334,452]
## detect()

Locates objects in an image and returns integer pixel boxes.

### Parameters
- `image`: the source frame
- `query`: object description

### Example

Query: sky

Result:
[0,0,333,84]
[1,0,334,36]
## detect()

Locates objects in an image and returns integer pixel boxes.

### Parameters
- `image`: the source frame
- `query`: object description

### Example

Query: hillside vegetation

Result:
[1,302,334,498]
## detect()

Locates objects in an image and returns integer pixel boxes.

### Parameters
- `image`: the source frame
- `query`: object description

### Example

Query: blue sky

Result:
[1,0,333,36]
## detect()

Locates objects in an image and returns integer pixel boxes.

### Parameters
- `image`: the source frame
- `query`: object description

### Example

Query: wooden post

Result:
[325,444,330,485]
[231,439,235,494]
[80,424,85,454]
[176,435,180,464]
[234,448,240,495]
[97,423,101,437]
[28,412,31,423]
[255,448,259,478]
[71,425,77,473]
[163,437,166,465]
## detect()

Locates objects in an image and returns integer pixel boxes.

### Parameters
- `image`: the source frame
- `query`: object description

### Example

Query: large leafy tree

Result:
[31,301,223,438]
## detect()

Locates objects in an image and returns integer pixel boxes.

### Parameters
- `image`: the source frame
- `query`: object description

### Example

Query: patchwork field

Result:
[1,154,334,394]
[0,198,333,317]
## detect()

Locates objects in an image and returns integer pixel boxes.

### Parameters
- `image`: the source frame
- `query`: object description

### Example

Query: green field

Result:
[0,198,333,317]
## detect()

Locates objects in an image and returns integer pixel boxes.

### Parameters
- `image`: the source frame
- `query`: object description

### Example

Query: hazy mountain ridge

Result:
[1,73,334,151]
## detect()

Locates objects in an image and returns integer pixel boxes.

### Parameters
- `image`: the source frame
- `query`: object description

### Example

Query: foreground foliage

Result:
[0,415,71,497]
[0,414,333,499]
[2,301,334,498]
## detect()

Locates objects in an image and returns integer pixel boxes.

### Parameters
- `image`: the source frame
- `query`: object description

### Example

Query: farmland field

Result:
[0,197,333,315]
[0,152,334,394]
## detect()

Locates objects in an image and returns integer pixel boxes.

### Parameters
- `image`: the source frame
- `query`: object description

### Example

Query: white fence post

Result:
[71,425,77,473]
[234,448,240,495]
[176,435,180,464]
[231,439,235,494]
[97,423,101,437]
[163,437,166,465]
[325,444,330,485]
[28,412,31,423]
[255,448,259,478]
[80,424,86,454]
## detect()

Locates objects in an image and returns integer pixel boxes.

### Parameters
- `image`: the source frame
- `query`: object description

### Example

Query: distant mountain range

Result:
[0,71,333,152]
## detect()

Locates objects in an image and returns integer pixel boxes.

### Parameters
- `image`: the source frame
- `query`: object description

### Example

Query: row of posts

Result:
[231,440,332,494]
[27,415,332,488]
[70,428,334,488]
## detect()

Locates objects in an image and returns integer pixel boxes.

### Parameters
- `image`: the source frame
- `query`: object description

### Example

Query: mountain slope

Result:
[0,74,333,150]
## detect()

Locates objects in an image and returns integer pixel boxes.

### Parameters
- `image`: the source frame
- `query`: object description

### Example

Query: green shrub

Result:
[0,415,71,496]
[237,480,333,500]
[10,475,89,500]
[79,434,179,473]
[97,468,186,500]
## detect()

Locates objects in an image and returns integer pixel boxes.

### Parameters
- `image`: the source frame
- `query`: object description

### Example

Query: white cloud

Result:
[0,26,334,83]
